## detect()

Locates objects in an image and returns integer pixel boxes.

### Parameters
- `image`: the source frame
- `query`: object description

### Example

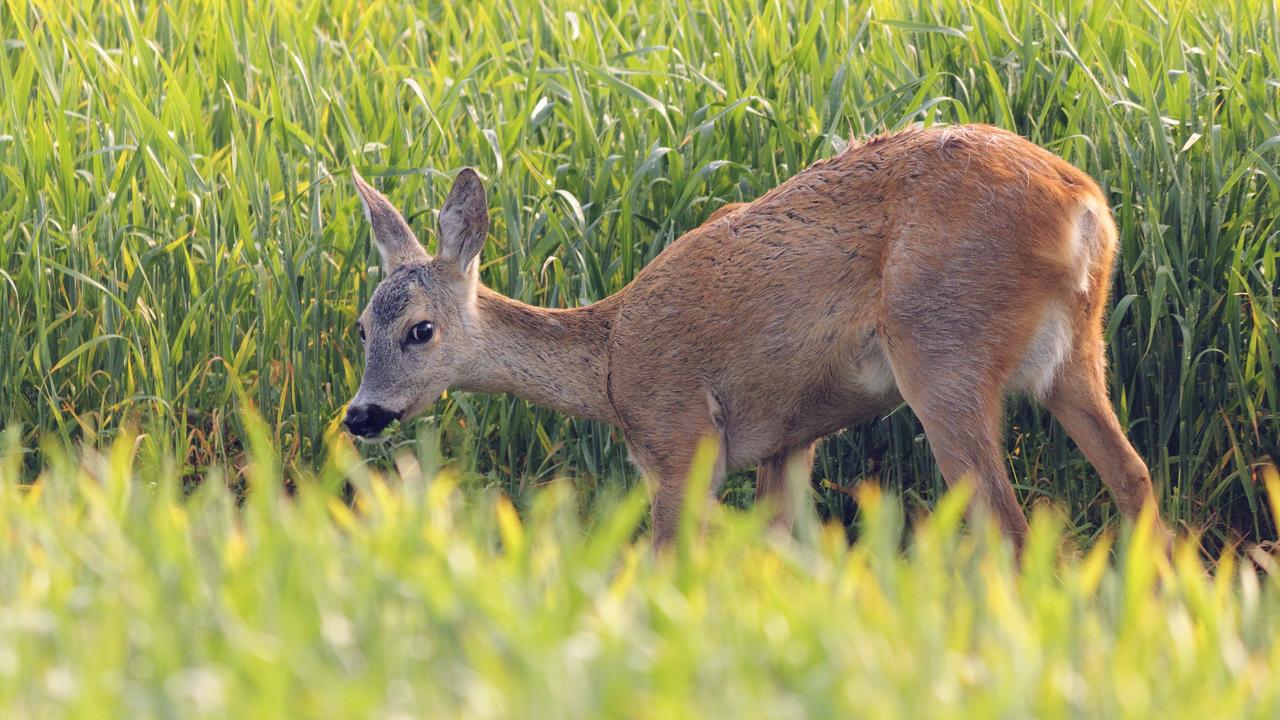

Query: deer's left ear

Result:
[352,168,429,272]
[436,168,489,276]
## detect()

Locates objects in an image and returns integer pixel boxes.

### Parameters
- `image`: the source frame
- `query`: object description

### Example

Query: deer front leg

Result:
[623,397,727,548]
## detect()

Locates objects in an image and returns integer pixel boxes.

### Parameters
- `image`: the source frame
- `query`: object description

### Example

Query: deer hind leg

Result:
[879,284,1053,547]
[1043,339,1166,536]
[756,443,818,532]
[888,365,1030,545]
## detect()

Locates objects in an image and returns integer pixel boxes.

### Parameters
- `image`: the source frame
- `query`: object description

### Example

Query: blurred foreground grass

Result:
[3,422,1280,719]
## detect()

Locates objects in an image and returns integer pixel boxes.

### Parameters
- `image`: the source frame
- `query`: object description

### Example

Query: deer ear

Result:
[352,167,428,272]
[436,168,489,276]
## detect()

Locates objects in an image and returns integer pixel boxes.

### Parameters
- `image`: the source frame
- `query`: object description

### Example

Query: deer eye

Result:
[407,320,434,345]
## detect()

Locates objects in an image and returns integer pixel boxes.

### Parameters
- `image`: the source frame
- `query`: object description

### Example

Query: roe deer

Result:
[344,124,1167,549]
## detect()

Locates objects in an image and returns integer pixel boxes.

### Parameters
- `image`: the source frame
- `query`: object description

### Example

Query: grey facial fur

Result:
[369,265,439,326]
[351,257,478,424]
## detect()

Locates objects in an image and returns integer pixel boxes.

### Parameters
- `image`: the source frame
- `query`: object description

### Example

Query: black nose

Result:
[343,404,400,437]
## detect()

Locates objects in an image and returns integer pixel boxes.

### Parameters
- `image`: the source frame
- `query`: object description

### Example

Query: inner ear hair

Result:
[437,168,490,274]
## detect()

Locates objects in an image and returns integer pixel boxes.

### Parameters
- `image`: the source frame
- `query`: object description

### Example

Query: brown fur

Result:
[348,124,1167,550]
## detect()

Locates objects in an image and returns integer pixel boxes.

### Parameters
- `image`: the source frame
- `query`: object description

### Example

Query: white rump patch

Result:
[1011,304,1073,399]
[1068,198,1109,294]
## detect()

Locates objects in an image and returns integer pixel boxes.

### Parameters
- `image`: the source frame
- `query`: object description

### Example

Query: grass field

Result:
[2,0,1280,713]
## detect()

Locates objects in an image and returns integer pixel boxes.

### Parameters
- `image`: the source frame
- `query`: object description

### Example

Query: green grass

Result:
[4,0,1277,546]
[1,425,1278,718]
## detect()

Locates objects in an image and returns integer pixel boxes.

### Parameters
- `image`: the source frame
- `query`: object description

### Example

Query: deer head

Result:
[343,168,489,437]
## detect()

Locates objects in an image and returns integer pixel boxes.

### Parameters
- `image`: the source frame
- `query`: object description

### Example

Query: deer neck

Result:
[459,285,621,426]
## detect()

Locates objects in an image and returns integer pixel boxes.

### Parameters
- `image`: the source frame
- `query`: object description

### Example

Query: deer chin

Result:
[399,388,446,424]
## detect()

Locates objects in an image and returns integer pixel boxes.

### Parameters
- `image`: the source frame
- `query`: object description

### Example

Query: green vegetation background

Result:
[1,0,1277,547]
